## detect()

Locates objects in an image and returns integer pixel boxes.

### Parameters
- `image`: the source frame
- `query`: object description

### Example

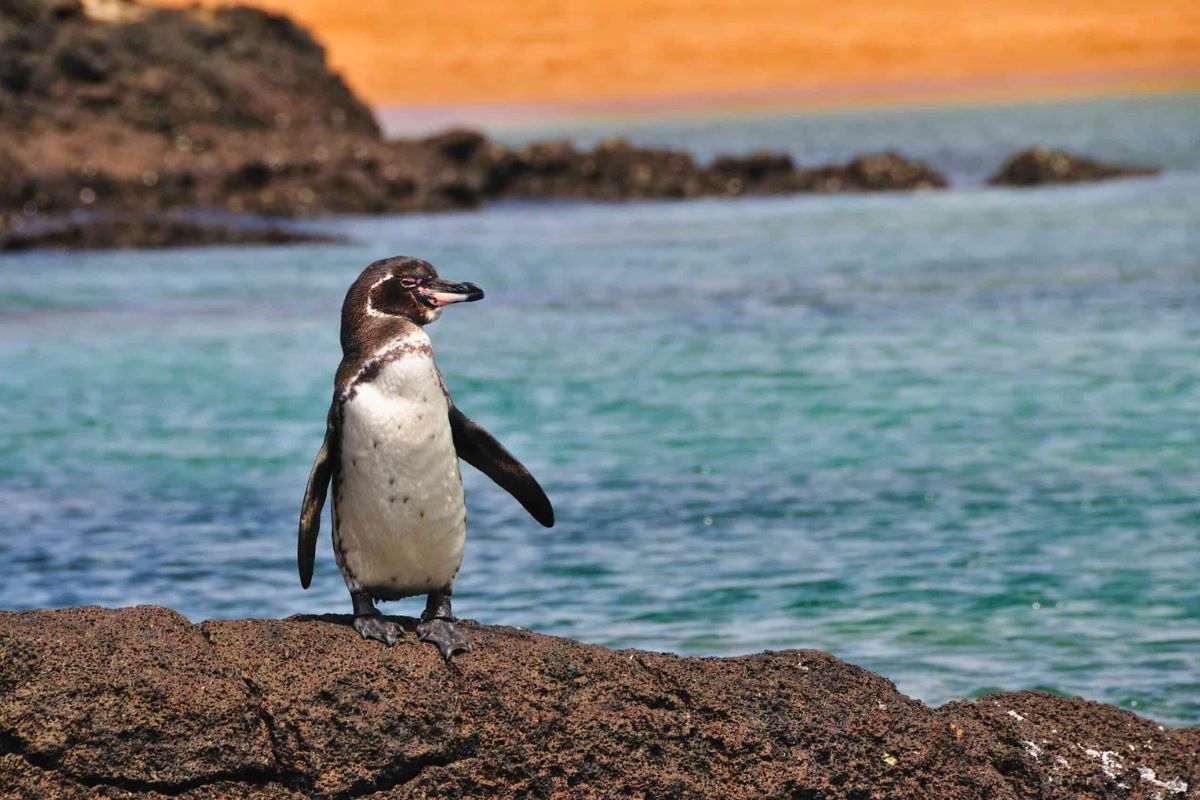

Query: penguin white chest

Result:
[334,349,466,599]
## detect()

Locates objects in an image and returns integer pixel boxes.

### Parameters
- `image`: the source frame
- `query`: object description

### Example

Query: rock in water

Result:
[0,214,342,251]
[0,0,953,246]
[988,147,1160,187]
[0,606,1194,798]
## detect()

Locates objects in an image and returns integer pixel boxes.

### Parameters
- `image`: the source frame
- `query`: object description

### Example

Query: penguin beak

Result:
[418,280,485,308]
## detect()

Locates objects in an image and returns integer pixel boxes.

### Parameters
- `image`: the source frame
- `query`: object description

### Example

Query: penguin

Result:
[298,256,554,659]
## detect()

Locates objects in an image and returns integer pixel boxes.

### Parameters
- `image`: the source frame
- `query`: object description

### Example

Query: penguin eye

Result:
[398,277,419,289]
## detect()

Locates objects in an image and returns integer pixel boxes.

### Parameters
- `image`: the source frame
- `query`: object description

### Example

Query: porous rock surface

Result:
[0,606,1195,798]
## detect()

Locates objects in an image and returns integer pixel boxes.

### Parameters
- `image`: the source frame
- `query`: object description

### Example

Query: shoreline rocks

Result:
[0,128,952,250]
[988,147,1160,187]
[0,0,953,251]
[0,606,1195,799]
[0,212,343,251]
[0,0,1165,252]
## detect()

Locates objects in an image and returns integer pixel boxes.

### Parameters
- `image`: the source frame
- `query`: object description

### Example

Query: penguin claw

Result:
[417,617,472,661]
[353,614,403,646]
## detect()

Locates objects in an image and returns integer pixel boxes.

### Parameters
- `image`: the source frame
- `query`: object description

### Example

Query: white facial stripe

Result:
[364,275,392,318]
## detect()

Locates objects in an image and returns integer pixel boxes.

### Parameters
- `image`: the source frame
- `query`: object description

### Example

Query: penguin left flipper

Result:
[298,408,337,588]
[448,405,555,528]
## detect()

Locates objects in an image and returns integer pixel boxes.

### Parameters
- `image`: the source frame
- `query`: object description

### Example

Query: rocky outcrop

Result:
[0,213,342,251]
[988,147,1160,187]
[0,122,949,223]
[0,606,1194,799]
[496,140,946,201]
[0,0,952,250]
[0,128,949,249]
[0,0,1167,252]
[800,151,949,193]
[0,0,378,138]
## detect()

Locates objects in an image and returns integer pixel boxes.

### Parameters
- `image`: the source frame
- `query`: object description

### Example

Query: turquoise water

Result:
[2,93,1199,725]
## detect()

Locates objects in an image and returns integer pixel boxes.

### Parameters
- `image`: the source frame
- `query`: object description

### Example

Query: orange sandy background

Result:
[157,0,1200,109]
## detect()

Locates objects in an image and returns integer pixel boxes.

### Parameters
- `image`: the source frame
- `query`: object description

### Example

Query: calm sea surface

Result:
[2,93,1198,725]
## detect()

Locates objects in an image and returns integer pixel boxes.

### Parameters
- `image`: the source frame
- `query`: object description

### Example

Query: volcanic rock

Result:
[0,0,958,250]
[837,150,949,191]
[0,213,342,251]
[496,136,705,200]
[988,147,1160,187]
[0,0,378,138]
[705,150,948,195]
[707,150,797,194]
[0,606,1194,798]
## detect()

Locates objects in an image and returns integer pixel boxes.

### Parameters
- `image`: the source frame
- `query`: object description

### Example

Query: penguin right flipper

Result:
[298,408,337,588]
[449,405,554,528]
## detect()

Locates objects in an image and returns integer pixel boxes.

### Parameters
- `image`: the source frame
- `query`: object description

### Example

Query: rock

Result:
[227,159,274,191]
[842,151,949,191]
[471,136,705,201]
[0,0,956,249]
[0,606,1194,799]
[54,44,108,84]
[702,150,948,195]
[492,141,947,203]
[988,147,1160,187]
[797,151,949,192]
[0,0,378,137]
[0,214,343,251]
[708,150,797,195]
[515,139,579,174]
[421,129,489,164]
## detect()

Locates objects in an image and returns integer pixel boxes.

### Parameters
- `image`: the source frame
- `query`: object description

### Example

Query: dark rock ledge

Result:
[0,606,1195,799]
[1,0,950,252]
[988,148,1161,187]
[0,213,342,252]
[1,0,1163,252]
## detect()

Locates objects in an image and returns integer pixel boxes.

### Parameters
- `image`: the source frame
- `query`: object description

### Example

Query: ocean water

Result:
[3,93,1199,725]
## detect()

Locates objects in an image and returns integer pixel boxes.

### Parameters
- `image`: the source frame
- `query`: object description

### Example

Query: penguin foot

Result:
[353,614,403,646]
[417,617,472,661]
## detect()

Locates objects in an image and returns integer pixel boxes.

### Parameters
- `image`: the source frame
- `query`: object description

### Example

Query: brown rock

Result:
[0,0,378,138]
[422,129,489,165]
[0,606,274,791]
[0,1,956,247]
[988,147,1160,187]
[700,149,948,196]
[799,151,949,192]
[0,214,342,251]
[708,150,797,194]
[0,606,1194,798]
[844,151,950,190]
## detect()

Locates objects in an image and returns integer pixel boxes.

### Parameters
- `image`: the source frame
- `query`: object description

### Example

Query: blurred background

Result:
[1,0,1197,724]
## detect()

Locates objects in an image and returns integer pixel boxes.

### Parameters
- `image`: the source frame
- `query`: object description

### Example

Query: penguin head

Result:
[346,256,484,329]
